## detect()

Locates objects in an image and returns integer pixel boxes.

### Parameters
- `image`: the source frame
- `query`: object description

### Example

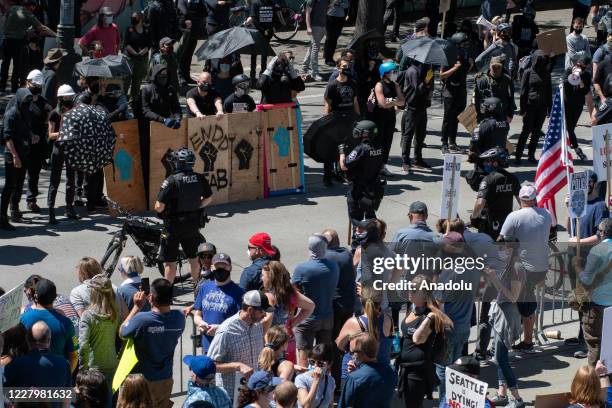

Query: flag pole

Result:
[559,83,575,237]
[606,130,611,209]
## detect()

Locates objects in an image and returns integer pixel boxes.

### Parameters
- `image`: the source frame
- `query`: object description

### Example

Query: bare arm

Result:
[214,97,224,115]
[472,198,486,218]
[324,98,331,114]
[187,97,203,118]
[440,63,461,80]
[412,313,434,345]
[201,196,213,208]
[290,292,315,326]
[375,82,395,109]
[335,317,359,351]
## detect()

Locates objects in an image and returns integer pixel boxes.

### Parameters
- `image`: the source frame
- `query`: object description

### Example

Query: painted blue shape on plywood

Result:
[273,127,290,157]
[115,148,133,182]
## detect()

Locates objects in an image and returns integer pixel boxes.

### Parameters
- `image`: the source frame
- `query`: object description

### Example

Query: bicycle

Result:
[100,198,193,281]
[229,1,304,42]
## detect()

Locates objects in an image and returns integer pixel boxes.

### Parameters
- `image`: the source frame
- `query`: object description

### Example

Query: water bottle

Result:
[392,330,401,354]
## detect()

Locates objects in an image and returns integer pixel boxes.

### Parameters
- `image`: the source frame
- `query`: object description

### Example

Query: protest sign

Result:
[457,104,478,134]
[440,154,461,225]
[534,392,571,408]
[592,125,612,208]
[0,284,24,333]
[536,28,567,56]
[233,372,246,408]
[601,306,612,374]
[445,367,488,408]
[476,15,494,30]
[569,171,588,219]
[439,0,451,13]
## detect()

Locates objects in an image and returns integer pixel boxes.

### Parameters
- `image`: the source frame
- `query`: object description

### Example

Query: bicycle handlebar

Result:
[105,197,161,226]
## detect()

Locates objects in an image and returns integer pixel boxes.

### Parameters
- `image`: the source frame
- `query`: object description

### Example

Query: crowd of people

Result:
[1,0,612,407]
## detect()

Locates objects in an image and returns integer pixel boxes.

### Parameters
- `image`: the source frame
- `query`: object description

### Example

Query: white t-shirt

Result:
[500,206,552,272]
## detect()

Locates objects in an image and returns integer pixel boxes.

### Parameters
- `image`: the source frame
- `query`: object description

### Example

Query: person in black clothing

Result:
[98,84,130,122]
[155,148,213,283]
[223,74,256,113]
[512,6,539,61]
[400,60,432,171]
[564,51,591,162]
[468,98,509,169]
[47,84,80,224]
[246,0,276,83]
[383,0,404,41]
[258,52,306,104]
[471,147,520,240]
[205,0,234,35]
[123,13,150,106]
[474,57,515,123]
[516,50,552,164]
[592,73,612,125]
[343,120,385,222]
[138,64,182,205]
[324,0,349,64]
[440,32,473,154]
[177,0,207,87]
[41,48,66,109]
[186,72,224,117]
[145,0,180,52]
[0,89,33,230]
[593,53,612,106]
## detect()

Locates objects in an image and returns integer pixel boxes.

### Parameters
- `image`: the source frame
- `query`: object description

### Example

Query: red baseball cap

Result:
[249,232,276,256]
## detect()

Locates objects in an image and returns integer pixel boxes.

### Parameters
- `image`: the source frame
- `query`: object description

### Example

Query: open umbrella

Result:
[75,54,132,78]
[303,111,357,163]
[195,27,276,61]
[400,37,457,66]
[58,104,116,174]
[346,29,386,62]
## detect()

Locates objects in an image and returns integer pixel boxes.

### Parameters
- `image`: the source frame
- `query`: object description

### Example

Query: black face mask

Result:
[30,87,41,95]
[573,28,583,35]
[156,75,168,87]
[198,82,210,92]
[131,17,140,26]
[89,83,100,95]
[340,67,350,76]
[214,268,230,282]
[61,99,74,109]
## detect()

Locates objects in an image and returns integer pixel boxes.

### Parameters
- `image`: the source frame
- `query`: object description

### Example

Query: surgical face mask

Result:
[214,268,230,282]
[483,163,494,173]
[105,16,113,25]
[389,71,398,82]
[220,63,230,72]
[198,82,210,92]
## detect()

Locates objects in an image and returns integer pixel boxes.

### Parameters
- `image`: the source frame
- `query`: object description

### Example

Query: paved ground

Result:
[0,6,601,406]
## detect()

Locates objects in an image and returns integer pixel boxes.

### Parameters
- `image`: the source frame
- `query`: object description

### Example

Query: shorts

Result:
[158,224,200,262]
[294,316,334,350]
[146,378,173,408]
[517,270,547,317]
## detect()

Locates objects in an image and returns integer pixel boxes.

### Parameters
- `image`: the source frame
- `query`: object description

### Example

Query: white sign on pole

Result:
[569,171,589,219]
[601,306,612,374]
[440,154,461,220]
[0,284,24,333]
[445,367,488,408]
[439,0,451,13]
[233,372,245,408]
[592,124,612,181]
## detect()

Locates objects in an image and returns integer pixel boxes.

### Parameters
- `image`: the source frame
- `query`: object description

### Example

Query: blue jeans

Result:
[494,334,517,389]
[435,325,471,406]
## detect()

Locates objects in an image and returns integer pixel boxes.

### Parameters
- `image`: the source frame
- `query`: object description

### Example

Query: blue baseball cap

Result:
[183,355,216,378]
[247,371,282,391]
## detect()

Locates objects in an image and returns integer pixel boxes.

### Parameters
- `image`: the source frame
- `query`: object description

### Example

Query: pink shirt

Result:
[79,23,120,57]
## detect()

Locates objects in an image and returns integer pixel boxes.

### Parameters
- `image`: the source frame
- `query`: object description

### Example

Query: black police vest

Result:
[478,118,509,152]
[483,170,516,219]
[170,171,203,214]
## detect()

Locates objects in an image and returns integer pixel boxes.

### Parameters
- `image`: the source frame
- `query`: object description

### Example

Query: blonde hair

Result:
[411,275,454,334]
[119,256,144,276]
[570,365,603,406]
[360,286,383,341]
[116,374,153,408]
[258,325,290,371]
[78,257,103,282]
[88,274,118,324]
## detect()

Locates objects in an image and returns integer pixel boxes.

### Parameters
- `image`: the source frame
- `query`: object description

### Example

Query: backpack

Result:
[143,0,162,28]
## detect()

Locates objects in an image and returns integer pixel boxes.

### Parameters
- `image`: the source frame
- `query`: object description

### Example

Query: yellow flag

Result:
[426,69,434,83]
[112,338,139,393]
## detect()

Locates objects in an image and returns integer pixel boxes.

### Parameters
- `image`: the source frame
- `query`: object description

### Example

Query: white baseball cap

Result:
[519,185,537,201]
[57,84,75,97]
[26,69,43,86]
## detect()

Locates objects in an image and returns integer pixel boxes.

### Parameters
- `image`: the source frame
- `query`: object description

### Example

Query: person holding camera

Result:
[154,148,213,284]
[258,52,306,104]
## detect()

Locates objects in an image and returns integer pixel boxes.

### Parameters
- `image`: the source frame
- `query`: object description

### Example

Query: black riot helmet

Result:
[172,147,196,172]
[481,97,502,117]
[352,120,378,140]
[450,32,468,45]
[479,147,509,167]
[232,74,250,87]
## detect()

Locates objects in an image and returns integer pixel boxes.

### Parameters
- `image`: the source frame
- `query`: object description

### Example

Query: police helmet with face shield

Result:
[352,120,378,140]
[172,147,196,172]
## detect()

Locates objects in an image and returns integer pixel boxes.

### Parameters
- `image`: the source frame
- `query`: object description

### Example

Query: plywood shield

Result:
[149,120,188,208]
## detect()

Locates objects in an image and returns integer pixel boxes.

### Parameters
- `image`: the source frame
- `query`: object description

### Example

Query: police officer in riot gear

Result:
[343,120,385,222]
[155,147,213,284]
[471,147,520,240]
[468,97,510,168]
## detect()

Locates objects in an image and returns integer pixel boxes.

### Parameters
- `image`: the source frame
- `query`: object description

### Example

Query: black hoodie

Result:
[520,50,552,114]
[2,88,33,162]
[139,65,181,122]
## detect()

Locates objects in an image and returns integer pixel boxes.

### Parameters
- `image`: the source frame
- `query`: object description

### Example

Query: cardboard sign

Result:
[233,372,245,408]
[104,120,146,213]
[601,306,612,374]
[439,0,451,13]
[148,120,188,208]
[536,28,568,56]
[569,171,589,219]
[0,284,24,333]
[445,367,488,408]
[457,104,478,134]
[476,15,494,30]
[534,392,571,408]
[592,124,612,181]
[440,154,461,220]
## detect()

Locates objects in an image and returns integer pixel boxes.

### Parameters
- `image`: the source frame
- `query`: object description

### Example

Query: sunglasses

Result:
[198,254,213,259]
[308,359,327,367]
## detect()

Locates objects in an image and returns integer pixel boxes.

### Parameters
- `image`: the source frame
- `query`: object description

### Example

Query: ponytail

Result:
[360,286,382,341]
[258,325,289,371]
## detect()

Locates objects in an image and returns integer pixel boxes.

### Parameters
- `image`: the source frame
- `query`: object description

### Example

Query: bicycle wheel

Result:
[545,247,565,294]
[272,6,301,42]
[101,240,124,278]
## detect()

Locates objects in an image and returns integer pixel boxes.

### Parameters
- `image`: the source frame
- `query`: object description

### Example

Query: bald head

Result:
[198,72,212,84]
[321,228,339,248]
[28,321,51,349]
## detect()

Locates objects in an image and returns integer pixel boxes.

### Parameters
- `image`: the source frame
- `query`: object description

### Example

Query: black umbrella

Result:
[303,111,357,163]
[195,27,276,61]
[75,54,132,78]
[346,29,386,62]
[58,104,116,174]
[400,37,457,66]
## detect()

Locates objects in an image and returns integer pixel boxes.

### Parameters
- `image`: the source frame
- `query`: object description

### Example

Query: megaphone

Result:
[568,68,582,86]
[477,15,494,30]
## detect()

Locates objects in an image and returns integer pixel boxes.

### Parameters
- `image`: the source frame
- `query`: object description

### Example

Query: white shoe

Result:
[380,166,393,177]
[313,74,323,81]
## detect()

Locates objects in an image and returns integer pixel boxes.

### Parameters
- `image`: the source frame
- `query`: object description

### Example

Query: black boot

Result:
[48,208,58,225]
[10,211,30,224]
[66,206,80,220]
[0,216,16,231]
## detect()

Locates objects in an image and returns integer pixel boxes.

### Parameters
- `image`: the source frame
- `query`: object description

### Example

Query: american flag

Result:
[535,85,574,225]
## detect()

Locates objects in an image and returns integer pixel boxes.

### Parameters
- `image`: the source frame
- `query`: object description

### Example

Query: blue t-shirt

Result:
[607,386,611,407]
[194,280,244,351]
[325,247,356,311]
[120,310,185,381]
[572,197,609,238]
[117,280,151,312]
[239,256,272,292]
[4,349,72,388]
[293,259,339,320]
[20,309,78,358]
